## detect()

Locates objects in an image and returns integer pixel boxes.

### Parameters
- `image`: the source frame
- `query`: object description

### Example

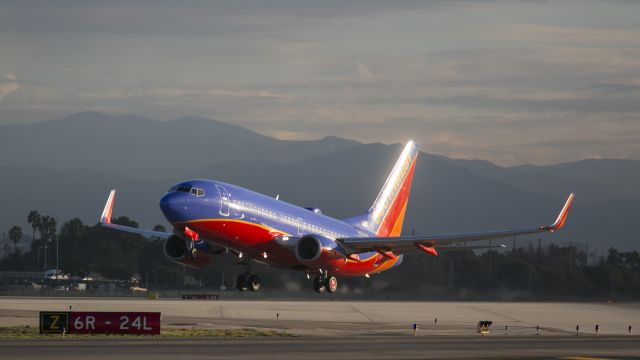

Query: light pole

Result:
[42,244,48,271]
[37,246,45,272]
[55,234,58,272]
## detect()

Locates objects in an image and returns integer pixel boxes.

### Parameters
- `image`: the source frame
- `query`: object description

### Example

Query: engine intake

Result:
[295,234,347,263]
[296,235,322,261]
[164,234,214,269]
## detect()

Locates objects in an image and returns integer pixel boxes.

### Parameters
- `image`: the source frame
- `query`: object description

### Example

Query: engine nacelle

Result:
[295,234,347,263]
[163,234,214,269]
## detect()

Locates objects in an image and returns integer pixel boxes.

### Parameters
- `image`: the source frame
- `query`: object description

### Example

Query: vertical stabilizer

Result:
[357,141,419,237]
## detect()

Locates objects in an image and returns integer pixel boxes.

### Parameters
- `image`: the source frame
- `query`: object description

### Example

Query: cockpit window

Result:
[191,188,205,197]
[169,185,204,197]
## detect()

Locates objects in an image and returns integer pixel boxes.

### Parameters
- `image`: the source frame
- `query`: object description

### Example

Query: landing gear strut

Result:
[313,275,325,293]
[312,271,338,293]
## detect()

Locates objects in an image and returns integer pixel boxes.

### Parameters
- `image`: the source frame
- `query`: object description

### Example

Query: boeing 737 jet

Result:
[99,141,574,293]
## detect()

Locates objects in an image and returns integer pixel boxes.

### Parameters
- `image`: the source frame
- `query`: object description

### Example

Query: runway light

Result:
[238,252,243,259]
[263,252,268,259]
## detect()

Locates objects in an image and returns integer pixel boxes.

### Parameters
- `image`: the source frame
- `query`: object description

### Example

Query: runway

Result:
[1,297,640,359]
[1,335,639,359]
[0,297,638,336]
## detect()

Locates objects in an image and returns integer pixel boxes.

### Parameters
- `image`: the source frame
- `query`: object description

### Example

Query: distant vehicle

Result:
[99,141,574,293]
[74,283,87,292]
[54,285,69,292]
[44,269,69,280]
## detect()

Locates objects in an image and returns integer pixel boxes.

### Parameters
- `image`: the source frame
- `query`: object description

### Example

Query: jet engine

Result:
[163,234,214,268]
[295,234,347,263]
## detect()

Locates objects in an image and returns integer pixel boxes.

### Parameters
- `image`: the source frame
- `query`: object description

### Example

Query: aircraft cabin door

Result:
[215,185,230,217]
[297,217,304,235]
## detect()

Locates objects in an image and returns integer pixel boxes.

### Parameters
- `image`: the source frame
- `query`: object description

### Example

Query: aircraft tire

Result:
[236,274,248,291]
[313,276,326,293]
[326,276,338,293]
[248,274,261,292]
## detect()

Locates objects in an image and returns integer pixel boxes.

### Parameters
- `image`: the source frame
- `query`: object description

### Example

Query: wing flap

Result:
[435,244,507,252]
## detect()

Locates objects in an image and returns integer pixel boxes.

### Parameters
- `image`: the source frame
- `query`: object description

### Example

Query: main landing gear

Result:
[236,262,261,292]
[312,270,338,294]
[236,274,261,292]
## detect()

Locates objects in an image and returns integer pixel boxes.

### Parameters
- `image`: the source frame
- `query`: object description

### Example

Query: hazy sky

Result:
[1,0,639,165]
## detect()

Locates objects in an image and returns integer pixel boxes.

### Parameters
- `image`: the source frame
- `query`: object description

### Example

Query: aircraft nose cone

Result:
[159,192,187,222]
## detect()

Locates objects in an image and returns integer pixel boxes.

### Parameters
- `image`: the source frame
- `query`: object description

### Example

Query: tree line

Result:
[0,211,182,284]
[0,210,639,299]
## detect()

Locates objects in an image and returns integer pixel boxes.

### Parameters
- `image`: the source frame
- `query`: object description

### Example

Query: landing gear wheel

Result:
[313,276,326,293]
[236,274,248,291]
[248,275,261,292]
[326,276,338,293]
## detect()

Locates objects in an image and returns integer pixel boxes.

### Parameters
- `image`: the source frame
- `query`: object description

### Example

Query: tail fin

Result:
[357,141,419,237]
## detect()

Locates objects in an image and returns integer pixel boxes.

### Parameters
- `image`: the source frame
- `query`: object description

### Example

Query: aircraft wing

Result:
[337,193,574,256]
[99,190,172,240]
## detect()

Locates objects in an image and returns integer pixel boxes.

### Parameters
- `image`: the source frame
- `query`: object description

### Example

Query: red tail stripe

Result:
[376,158,417,236]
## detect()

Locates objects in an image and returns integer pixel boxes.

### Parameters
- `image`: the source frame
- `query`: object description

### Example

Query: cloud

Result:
[485,24,640,45]
[2,1,640,165]
[0,83,19,102]
[0,1,487,38]
[3,73,17,81]
[356,62,374,79]
[0,73,19,101]
[77,87,294,102]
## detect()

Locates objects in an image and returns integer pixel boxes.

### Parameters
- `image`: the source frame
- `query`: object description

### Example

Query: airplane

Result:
[99,141,574,293]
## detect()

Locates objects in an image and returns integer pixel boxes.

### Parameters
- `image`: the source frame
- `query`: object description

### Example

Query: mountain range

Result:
[0,112,638,251]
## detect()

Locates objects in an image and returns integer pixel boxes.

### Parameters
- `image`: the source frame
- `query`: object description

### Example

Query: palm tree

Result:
[8,225,23,254]
[40,215,57,242]
[27,210,41,242]
[40,215,58,270]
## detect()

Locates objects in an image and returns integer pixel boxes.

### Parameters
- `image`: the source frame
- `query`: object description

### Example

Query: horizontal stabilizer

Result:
[98,190,171,240]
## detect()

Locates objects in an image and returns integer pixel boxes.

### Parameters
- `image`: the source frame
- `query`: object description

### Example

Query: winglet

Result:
[100,190,116,224]
[546,193,574,232]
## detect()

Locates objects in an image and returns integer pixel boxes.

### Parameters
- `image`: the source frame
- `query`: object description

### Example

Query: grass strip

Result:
[0,326,291,339]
